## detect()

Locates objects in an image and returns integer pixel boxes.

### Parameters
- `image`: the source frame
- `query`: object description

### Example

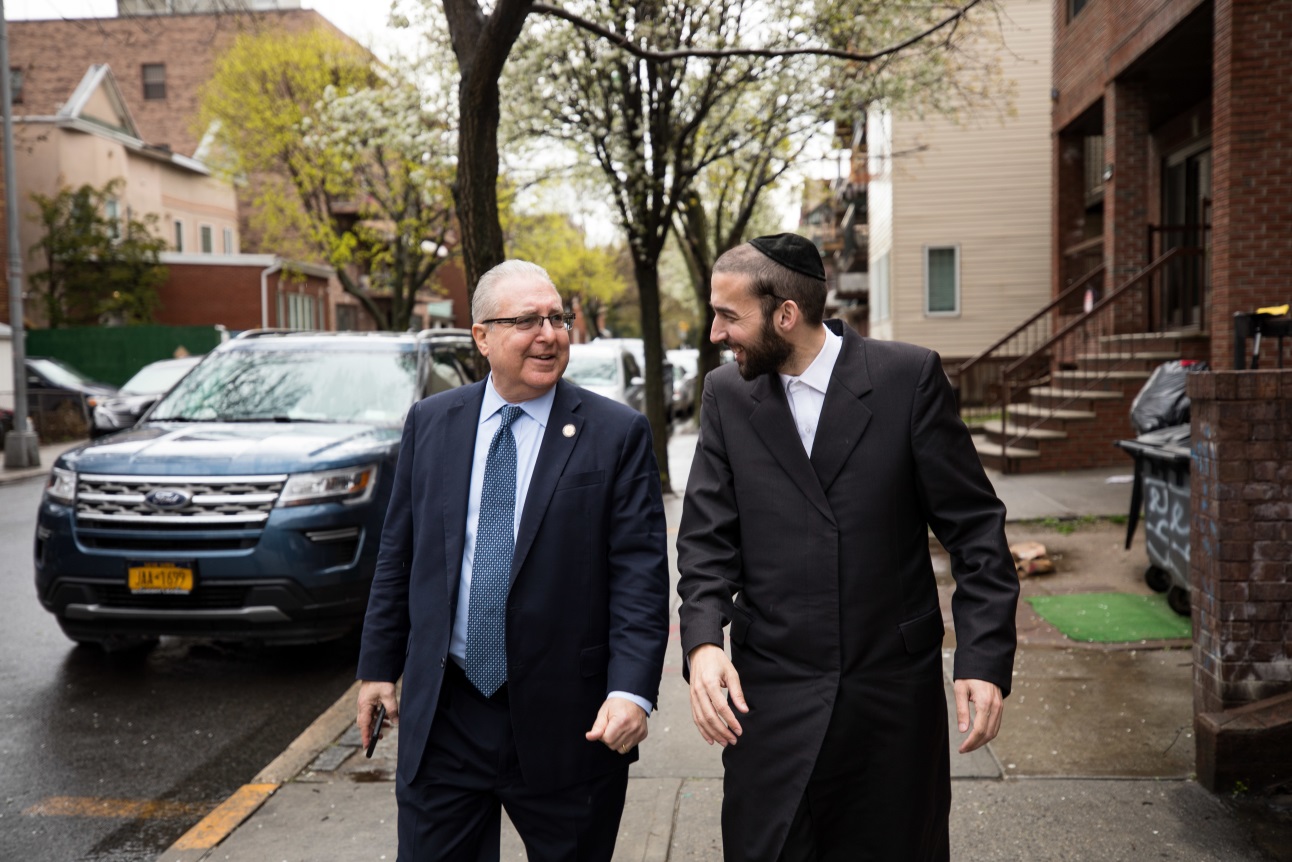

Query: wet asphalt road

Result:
[0,476,359,862]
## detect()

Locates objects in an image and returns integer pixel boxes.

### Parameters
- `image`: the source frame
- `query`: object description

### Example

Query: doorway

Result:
[1157,142,1211,330]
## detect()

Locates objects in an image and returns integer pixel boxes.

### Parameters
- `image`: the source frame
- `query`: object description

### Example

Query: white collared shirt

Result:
[778,327,842,457]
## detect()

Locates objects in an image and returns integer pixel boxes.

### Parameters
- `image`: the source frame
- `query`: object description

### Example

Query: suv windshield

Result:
[150,347,418,425]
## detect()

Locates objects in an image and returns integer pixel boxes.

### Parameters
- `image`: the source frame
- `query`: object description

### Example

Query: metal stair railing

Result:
[956,264,1106,426]
[995,247,1199,470]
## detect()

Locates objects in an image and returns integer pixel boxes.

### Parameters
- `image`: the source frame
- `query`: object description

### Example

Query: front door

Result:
[1159,143,1211,330]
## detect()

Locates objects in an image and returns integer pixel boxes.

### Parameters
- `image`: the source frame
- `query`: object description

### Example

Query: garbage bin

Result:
[1115,423,1191,616]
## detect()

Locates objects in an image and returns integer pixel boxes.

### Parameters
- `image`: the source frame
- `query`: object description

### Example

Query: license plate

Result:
[127,562,195,594]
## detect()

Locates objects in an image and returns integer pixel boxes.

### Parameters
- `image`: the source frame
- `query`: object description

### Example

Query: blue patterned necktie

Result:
[464,404,523,697]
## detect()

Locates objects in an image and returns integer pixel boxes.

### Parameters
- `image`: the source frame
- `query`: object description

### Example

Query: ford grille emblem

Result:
[145,488,192,510]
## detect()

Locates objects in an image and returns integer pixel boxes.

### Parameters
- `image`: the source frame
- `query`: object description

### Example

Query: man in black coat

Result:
[677,234,1019,861]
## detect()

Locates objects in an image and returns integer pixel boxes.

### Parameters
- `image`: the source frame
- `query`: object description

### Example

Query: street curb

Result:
[156,679,361,862]
[0,464,49,486]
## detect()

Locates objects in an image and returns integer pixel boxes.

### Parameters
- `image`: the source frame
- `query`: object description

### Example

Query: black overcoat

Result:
[677,323,1019,861]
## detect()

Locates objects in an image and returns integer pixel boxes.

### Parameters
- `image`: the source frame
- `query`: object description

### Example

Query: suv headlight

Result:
[46,466,77,505]
[277,464,378,508]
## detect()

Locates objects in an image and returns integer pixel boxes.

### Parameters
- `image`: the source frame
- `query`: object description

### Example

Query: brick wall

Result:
[10,10,349,158]
[1052,0,1208,131]
[1103,79,1152,332]
[155,262,330,330]
[1189,370,1292,716]
[1209,0,1292,368]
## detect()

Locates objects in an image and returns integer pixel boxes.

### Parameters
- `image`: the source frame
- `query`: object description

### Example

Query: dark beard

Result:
[737,313,794,380]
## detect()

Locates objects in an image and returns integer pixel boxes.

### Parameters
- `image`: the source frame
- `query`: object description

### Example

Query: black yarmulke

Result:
[748,233,826,281]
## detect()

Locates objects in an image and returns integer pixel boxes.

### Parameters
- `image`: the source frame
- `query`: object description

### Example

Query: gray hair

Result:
[472,259,557,323]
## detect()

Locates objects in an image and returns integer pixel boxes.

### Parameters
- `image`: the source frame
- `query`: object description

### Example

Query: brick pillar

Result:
[1103,79,1151,334]
[1189,369,1292,791]
[1211,0,1292,369]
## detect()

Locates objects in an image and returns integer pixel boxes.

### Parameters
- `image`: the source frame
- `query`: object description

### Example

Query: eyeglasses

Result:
[481,312,576,332]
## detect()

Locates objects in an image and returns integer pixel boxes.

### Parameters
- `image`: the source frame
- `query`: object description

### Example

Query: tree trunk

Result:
[443,0,533,297]
[632,256,672,494]
[454,70,506,293]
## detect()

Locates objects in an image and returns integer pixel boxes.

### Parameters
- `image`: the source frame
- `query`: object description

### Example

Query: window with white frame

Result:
[222,227,235,255]
[172,219,184,252]
[200,224,214,254]
[924,245,960,316]
[870,252,891,323]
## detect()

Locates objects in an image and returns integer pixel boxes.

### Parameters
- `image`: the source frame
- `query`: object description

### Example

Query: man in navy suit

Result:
[356,259,670,861]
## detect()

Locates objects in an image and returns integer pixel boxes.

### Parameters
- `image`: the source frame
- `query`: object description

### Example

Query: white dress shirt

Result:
[452,376,650,714]
[778,327,842,457]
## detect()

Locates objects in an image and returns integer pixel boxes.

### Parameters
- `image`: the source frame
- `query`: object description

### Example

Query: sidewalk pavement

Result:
[0,439,84,487]
[156,429,1287,861]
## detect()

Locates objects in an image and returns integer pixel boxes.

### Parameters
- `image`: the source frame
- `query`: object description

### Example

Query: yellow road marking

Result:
[172,783,278,850]
[23,796,211,819]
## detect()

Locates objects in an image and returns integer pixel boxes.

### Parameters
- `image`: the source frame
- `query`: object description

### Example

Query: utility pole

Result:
[1,0,39,468]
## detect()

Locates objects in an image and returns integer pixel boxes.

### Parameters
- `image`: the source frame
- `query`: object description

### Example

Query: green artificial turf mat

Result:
[1025,592,1191,642]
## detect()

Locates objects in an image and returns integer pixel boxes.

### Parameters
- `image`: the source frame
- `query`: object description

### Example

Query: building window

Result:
[870,251,890,323]
[9,67,22,104]
[199,224,214,254]
[142,64,167,100]
[285,293,319,330]
[173,219,184,252]
[1069,0,1091,19]
[924,246,960,316]
[222,227,235,255]
[105,198,121,241]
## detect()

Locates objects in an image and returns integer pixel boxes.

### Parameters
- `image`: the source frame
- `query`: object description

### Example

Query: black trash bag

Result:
[1134,422,1191,447]
[1130,359,1209,435]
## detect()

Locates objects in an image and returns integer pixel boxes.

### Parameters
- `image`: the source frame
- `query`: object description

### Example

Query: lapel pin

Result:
[563,424,576,438]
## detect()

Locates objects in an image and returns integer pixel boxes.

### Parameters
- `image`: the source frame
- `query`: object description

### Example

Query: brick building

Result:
[1048,0,1292,358]
[970,0,1292,474]
[156,253,333,331]
[9,7,472,331]
[9,8,345,161]
[1045,0,1292,797]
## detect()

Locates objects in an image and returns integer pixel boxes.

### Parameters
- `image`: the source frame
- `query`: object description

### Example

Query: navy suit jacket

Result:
[357,378,669,791]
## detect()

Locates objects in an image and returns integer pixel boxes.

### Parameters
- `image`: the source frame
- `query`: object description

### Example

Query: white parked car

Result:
[564,343,645,414]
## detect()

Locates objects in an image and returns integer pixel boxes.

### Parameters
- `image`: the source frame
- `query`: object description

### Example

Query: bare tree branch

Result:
[530,0,987,64]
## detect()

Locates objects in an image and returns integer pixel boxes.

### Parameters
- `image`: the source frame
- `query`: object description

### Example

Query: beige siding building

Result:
[14,65,240,314]
[867,0,1052,364]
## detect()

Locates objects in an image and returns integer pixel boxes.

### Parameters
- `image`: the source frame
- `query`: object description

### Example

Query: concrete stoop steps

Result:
[976,331,1204,474]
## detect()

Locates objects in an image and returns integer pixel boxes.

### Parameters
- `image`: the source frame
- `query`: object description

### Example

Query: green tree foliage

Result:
[504,211,628,340]
[28,179,167,328]
[199,29,458,331]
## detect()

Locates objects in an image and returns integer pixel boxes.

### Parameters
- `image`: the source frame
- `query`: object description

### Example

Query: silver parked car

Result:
[90,355,203,438]
[564,342,645,414]
[666,348,698,418]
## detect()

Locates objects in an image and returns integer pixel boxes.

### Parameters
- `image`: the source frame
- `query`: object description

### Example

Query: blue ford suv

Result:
[35,329,482,648]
